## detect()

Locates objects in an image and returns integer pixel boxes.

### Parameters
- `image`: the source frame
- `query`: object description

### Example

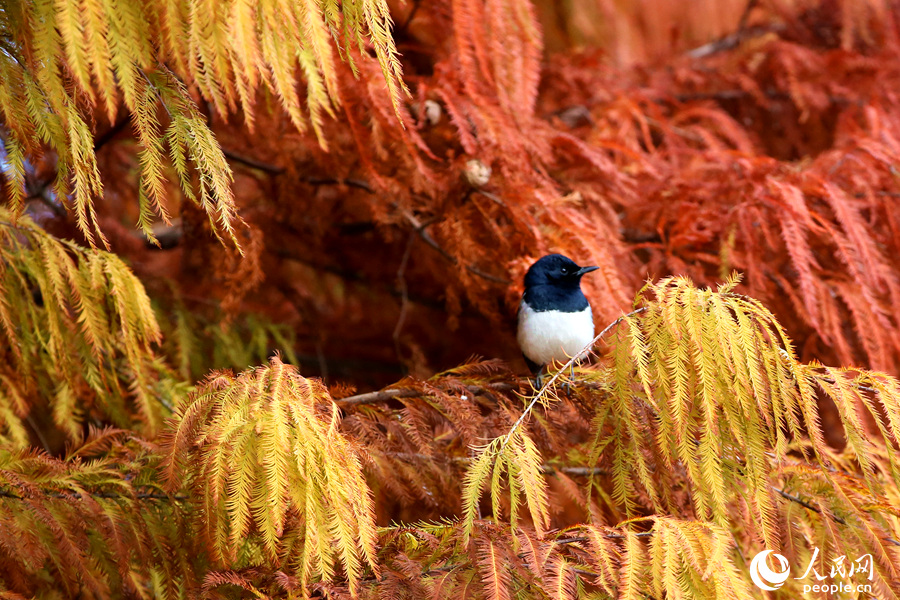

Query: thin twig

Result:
[222,148,285,174]
[773,486,845,521]
[24,414,52,453]
[397,0,422,36]
[685,21,783,60]
[393,232,416,366]
[542,466,607,477]
[382,452,607,477]
[93,116,130,151]
[736,0,759,34]
[336,382,516,406]
[0,487,187,502]
[772,486,900,547]
[306,176,374,193]
[418,528,654,577]
[501,307,648,451]
[400,210,511,284]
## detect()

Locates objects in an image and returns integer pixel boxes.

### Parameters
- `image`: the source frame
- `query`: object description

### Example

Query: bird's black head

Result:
[523,254,599,289]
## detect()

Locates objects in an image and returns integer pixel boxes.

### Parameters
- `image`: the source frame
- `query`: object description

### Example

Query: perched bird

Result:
[517,254,598,383]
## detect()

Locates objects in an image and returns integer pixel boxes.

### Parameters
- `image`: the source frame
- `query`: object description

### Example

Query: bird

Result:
[517,254,598,386]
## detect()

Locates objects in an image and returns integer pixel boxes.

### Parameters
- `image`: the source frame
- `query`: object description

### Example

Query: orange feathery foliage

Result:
[3,1,900,598]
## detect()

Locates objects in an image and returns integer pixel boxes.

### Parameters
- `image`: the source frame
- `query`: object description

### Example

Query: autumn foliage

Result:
[2,0,900,598]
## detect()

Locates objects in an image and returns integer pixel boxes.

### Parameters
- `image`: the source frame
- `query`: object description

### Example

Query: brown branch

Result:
[464,264,510,284]
[773,486,845,522]
[400,209,511,284]
[773,486,900,547]
[93,116,130,151]
[397,0,422,36]
[672,88,850,106]
[419,529,654,577]
[542,466,607,477]
[305,176,374,193]
[335,382,516,406]
[685,23,784,60]
[393,232,416,366]
[221,148,285,174]
[0,487,187,502]
[736,0,759,34]
[220,150,378,193]
[380,453,607,478]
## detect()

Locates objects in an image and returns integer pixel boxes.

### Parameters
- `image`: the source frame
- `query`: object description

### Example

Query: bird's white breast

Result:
[517,301,595,366]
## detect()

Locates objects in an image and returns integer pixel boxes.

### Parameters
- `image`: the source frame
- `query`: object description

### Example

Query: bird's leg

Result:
[533,369,544,390]
[560,360,579,396]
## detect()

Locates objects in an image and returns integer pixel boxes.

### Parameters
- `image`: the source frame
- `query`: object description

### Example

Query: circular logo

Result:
[750,550,790,590]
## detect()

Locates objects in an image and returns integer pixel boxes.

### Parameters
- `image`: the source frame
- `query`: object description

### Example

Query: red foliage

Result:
[13,1,900,389]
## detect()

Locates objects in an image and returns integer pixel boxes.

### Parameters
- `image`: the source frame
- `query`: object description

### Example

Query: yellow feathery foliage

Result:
[0,209,176,446]
[461,428,550,543]
[459,274,900,594]
[161,356,378,595]
[3,271,900,597]
[589,275,900,547]
[0,0,405,244]
[572,517,751,600]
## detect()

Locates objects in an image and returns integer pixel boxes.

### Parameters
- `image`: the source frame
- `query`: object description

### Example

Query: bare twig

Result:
[773,486,845,524]
[24,414,52,453]
[93,116,130,151]
[501,307,649,451]
[773,486,900,547]
[542,466,607,477]
[685,21,783,60]
[337,388,425,406]
[736,0,759,34]
[393,232,416,365]
[222,148,285,174]
[554,531,654,544]
[417,528,654,578]
[397,0,422,36]
[381,453,607,478]
[305,176,374,193]
[400,209,510,284]
[218,150,380,195]
[0,487,187,502]
[336,382,516,407]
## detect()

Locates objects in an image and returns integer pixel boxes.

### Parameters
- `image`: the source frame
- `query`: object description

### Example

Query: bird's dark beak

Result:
[577,266,599,276]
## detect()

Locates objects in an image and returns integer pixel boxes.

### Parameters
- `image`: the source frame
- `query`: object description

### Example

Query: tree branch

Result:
[397,0,422,36]
[222,148,285,174]
[400,209,511,284]
[336,382,516,406]
[380,452,607,477]
[773,486,900,546]
[0,487,187,502]
[93,116,130,152]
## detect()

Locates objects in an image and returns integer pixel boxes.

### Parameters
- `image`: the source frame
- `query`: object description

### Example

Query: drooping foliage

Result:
[0,208,178,447]
[28,0,894,387]
[0,0,405,245]
[6,276,900,598]
[3,0,900,598]
[0,428,196,599]
[459,276,900,597]
[162,358,379,595]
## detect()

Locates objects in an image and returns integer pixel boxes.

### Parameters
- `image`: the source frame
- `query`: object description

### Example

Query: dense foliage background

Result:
[2,0,900,598]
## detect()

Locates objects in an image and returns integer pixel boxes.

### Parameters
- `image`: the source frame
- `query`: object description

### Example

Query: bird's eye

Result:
[561,267,569,274]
